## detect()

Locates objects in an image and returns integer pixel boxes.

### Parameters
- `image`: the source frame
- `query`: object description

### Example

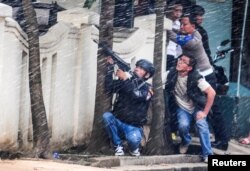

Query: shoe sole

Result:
[179,145,189,154]
[129,152,140,157]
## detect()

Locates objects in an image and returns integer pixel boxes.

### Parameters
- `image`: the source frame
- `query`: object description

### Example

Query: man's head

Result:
[135,59,155,80]
[176,54,196,73]
[191,5,205,25]
[166,0,183,21]
[180,14,196,34]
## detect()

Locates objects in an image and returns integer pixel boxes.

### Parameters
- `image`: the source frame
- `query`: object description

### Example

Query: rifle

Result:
[93,39,149,100]
[93,39,133,74]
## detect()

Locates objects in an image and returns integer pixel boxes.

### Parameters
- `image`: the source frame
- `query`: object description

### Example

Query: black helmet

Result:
[135,59,155,78]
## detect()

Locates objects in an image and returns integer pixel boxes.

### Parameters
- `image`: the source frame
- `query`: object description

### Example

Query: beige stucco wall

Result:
[0,3,169,151]
[0,3,29,150]
[39,0,85,9]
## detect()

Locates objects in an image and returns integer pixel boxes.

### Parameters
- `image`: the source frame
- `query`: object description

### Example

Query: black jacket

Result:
[105,64,152,127]
[165,68,207,112]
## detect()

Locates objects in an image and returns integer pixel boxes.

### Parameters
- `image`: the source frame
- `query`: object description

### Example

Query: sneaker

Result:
[171,132,177,140]
[211,140,228,150]
[179,144,189,154]
[115,145,124,156]
[129,148,140,156]
[202,157,208,163]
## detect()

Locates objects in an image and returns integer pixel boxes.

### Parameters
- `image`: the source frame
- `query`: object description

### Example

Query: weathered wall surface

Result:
[0,3,167,151]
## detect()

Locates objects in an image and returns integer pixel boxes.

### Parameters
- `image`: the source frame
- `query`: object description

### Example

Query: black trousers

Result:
[205,72,230,142]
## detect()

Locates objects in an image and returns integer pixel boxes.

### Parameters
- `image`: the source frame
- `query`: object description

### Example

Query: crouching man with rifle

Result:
[102,45,155,156]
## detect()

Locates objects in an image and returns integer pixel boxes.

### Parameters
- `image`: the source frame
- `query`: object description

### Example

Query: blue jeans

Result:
[103,112,143,151]
[177,108,213,158]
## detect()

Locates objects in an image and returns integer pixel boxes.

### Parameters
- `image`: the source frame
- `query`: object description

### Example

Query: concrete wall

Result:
[0,4,160,151]
[0,3,29,150]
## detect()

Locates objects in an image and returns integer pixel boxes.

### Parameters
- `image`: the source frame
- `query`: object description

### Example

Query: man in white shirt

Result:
[165,0,183,71]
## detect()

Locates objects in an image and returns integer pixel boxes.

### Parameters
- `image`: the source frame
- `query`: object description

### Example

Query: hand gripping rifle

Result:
[93,39,149,107]
[93,39,148,88]
[93,39,134,78]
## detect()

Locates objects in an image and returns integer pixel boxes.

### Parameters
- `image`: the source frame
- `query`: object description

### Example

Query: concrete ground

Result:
[0,159,117,171]
[0,138,249,171]
[0,155,207,171]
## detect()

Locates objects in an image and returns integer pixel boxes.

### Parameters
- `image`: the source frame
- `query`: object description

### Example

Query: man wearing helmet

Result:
[103,57,155,156]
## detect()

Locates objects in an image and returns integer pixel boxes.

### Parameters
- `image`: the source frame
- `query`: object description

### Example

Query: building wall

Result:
[39,0,85,9]
[0,3,29,150]
[0,3,167,151]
